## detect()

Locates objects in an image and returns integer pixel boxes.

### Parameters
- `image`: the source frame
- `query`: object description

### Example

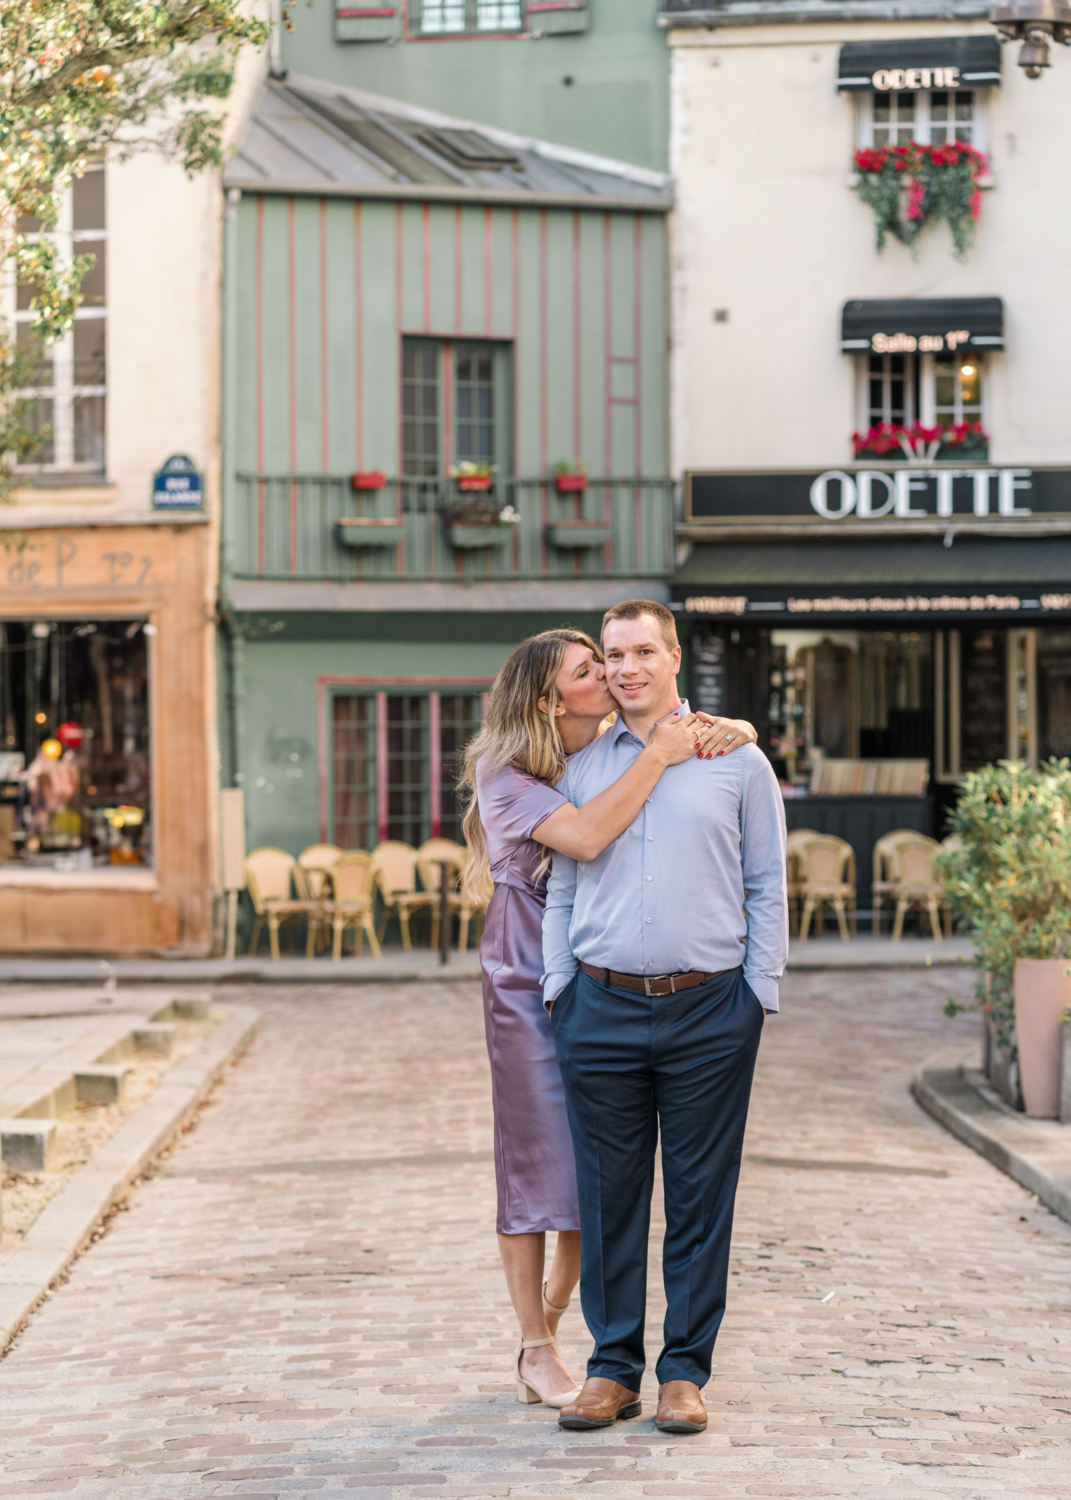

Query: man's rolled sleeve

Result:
[739,750,789,1014]
[541,848,578,1009]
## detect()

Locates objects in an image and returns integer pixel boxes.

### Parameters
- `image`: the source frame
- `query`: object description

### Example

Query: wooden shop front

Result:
[0,517,213,953]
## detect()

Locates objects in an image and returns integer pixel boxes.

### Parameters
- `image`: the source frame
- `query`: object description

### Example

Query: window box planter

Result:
[351,471,387,491]
[337,518,407,548]
[445,523,513,549]
[456,475,494,493]
[547,522,611,550]
[554,473,588,494]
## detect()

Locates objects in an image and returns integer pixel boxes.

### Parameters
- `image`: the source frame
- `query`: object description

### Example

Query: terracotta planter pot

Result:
[1013,958,1071,1117]
[351,471,387,490]
[554,473,588,493]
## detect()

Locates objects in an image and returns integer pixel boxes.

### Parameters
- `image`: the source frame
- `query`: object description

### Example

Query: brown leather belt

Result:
[578,961,726,997]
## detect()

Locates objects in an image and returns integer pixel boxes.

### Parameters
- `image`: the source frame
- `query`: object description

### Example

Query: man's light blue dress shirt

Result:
[541,704,789,1012]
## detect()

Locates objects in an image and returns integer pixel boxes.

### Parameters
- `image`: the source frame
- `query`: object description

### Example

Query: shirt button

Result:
[646,798,653,804]
[647,836,654,842]
[646,875,653,882]
[646,917,652,924]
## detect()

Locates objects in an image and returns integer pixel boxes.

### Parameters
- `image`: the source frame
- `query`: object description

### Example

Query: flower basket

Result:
[337,518,407,548]
[449,462,497,493]
[554,473,588,494]
[853,140,986,259]
[456,475,493,492]
[351,471,387,491]
[547,522,611,549]
[446,524,512,550]
[852,420,989,464]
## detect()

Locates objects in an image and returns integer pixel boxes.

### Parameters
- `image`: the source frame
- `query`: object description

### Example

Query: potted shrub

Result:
[938,759,1071,1115]
[552,460,588,494]
[449,461,495,493]
[442,496,520,549]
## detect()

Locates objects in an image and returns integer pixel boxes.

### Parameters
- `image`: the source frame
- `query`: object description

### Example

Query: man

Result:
[542,599,787,1435]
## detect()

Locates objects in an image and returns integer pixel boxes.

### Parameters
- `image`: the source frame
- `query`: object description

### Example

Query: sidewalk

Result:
[0,934,974,985]
[914,1046,1071,1226]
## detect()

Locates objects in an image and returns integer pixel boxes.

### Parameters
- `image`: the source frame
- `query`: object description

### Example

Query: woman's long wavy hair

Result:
[461,628,602,902]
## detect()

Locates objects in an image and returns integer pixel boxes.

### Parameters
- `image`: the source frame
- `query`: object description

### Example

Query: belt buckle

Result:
[644,973,676,996]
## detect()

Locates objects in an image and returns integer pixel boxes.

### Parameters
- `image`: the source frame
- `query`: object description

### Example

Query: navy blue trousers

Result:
[552,965,763,1391]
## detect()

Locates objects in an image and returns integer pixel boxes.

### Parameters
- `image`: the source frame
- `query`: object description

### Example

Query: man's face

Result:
[602,615,682,719]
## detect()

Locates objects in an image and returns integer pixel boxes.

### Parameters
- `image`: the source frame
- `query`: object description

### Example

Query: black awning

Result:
[837,36,1002,92]
[841,297,1004,355]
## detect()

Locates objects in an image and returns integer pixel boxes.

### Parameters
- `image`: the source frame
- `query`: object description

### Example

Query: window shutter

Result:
[335,3,402,42]
[528,0,590,35]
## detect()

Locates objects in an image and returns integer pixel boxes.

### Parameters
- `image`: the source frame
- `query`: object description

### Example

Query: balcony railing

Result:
[228,474,676,584]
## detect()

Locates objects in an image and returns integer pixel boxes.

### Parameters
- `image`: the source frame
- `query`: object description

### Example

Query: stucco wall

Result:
[668,21,1071,475]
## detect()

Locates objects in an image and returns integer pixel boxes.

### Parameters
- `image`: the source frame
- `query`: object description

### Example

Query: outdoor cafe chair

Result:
[872,829,928,935]
[326,851,382,960]
[796,834,856,943]
[371,840,436,950]
[417,838,487,952]
[298,843,345,899]
[888,835,945,942]
[245,846,321,959]
[785,828,819,938]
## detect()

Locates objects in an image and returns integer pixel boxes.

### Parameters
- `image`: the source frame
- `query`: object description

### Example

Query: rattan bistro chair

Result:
[298,843,345,899]
[417,838,488,953]
[785,828,819,938]
[371,840,436,949]
[245,847,321,959]
[797,834,857,943]
[888,835,945,942]
[326,851,382,960]
[872,830,927,935]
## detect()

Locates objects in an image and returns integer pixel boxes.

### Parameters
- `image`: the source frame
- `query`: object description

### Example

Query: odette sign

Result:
[808,468,1032,520]
[872,67,959,89]
[684,466,1071,524]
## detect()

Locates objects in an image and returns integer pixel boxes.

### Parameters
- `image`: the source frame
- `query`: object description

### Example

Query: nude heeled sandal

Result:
[513,1337,582,1409]
[542,1281,571,1320]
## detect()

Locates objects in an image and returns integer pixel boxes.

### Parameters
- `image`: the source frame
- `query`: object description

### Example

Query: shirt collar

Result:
[610,697,690,745]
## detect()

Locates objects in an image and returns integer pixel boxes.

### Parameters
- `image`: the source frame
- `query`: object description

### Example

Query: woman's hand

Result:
[693,715,758,760]
[648,711,725,767]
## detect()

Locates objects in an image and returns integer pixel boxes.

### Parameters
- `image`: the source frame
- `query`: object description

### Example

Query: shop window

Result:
[857,90,985,151]
[960,628,1006,771]
[1037,631,1071,760]
[330,689,485,848]
[859,352,987,437]
[14,164,107,477]
[0,619,151,869]
[400,337,513,508]
[415,0,522,32]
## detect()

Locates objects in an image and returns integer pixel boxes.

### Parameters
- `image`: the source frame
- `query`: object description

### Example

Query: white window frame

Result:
[416,0,522,33]
[11,166,106,477]
[856,89,989,154]
[856,353,990,433]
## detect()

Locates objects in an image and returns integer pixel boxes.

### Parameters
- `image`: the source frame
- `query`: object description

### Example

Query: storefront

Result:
[674,464,1071,908]
[0,520,213,951]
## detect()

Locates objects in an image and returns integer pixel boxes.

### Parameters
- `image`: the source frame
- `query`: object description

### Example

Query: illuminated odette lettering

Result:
[871,66,960,89]
[807,469,1033,520]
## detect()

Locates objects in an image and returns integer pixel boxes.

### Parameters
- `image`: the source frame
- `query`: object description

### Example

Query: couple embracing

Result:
[461,599,788,1434]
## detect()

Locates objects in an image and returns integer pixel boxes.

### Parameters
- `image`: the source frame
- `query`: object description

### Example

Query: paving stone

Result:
[0,972,1069,1497]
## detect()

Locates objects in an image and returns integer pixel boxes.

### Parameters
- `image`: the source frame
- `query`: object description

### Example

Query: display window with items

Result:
[0,618,152,870]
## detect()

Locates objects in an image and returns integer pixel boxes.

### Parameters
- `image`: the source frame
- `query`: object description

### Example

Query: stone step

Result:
[0,1117,58,1173]
[74,1064,133,1106]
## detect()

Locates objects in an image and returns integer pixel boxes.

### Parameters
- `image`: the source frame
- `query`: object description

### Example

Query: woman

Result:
[460,629,757,1408]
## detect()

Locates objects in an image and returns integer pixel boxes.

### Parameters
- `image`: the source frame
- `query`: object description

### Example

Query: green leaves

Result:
[937,760,1071,1045]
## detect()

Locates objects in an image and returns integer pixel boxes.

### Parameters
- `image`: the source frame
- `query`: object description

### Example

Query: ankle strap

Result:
[520,1336,555,1349]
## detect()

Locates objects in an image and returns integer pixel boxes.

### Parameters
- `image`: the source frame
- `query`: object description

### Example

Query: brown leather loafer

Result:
[655,1380,708,1433]
[557,1376,642,1429]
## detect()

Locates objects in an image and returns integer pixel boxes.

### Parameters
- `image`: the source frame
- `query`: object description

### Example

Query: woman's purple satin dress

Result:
[478,763,581,1234]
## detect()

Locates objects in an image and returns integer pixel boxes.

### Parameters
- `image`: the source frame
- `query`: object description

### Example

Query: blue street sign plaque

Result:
[152,453,204,510]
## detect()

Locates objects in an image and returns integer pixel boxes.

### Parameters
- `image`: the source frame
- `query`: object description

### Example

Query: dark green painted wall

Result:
[281,1,670,171]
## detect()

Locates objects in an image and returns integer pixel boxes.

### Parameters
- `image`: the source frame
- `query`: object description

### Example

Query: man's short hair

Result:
[601,599,679,652]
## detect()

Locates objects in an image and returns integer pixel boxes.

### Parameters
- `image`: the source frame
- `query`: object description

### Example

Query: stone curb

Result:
[0,1003,260,1355]
[912,1049,1071,1225]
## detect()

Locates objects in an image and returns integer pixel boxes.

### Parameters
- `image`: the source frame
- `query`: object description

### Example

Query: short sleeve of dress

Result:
[477,763,569,845]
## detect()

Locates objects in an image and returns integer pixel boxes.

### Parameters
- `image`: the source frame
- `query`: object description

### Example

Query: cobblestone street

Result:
[2,969,1069,1498]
